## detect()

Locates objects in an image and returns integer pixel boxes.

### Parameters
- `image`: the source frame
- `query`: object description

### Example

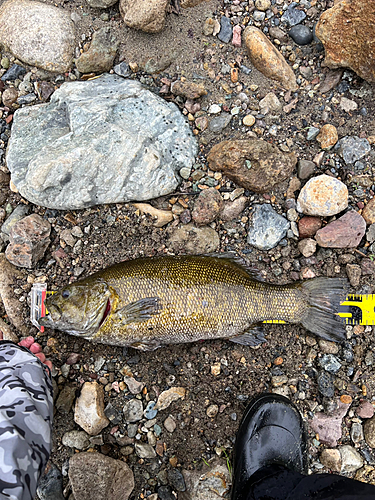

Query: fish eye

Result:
[62,290,70,299]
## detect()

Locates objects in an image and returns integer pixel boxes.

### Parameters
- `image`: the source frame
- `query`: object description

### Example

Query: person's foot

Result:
[18,336,53,371]
[231,393,307,500]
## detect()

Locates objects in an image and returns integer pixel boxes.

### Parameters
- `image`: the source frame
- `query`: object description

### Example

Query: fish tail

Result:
[300,277,349,342]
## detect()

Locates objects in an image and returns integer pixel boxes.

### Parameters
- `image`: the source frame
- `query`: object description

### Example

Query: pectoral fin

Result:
[113,297,162,325]
[229,326,266,346]
[129,340,162,351]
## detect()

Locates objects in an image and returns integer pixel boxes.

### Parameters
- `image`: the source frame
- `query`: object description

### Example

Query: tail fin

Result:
[301,277,349,342]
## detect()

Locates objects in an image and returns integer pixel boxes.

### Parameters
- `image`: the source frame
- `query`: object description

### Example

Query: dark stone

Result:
[281,4,306,27]
[218,16,232,43]
[158,485,175,500]
[317,371,335,398]
[1,64,26,81]
[114,61,131,78]
[37,464,64,500]
[289,24,313,45]
[167,469,186,492]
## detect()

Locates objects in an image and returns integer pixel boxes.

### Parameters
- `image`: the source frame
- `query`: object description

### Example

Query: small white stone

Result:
[208,104,221,114]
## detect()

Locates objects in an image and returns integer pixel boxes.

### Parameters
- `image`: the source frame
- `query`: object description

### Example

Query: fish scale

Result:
[40,255,349,350]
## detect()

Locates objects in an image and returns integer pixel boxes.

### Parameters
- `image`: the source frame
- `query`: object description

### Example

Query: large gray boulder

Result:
[0,0,75,73]
[6,75,197,210]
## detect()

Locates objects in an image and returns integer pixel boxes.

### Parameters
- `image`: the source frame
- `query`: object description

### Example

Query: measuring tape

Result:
[264,294,375,326]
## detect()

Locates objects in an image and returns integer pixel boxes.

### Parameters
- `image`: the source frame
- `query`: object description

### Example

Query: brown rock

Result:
[74,382,109,436]
[318,69,343,93]
[320,449,342,472]
[2,87,18,107]
[170,80,207,99]
[315,211,366,248]
[69,452,134,500]
[362,197,375,225]
[220,196,247,222]
[119,0,169,33]
[5,214,51,268]
[243,26,298,90]
[168,224,219,254]
[316,124,338,150]
[361,258,375,276]
[207,139,297,193]
[298,216,322,238]
[35,81,55,102]
[356,401,375,419]
[192,188,223,226]
[364,416,375,448]
[315,0,375,83]
[298,238,316,258]
[0,253,27,335]
[346,263,361,288]
[75,27,118,74]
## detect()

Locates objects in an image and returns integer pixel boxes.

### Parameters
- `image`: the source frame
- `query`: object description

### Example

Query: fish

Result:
[39,254,349,351]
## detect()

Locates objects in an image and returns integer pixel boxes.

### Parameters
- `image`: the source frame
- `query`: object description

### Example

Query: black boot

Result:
[231,393,307,500]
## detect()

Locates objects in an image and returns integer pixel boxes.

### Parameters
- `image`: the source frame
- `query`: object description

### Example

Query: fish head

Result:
[39,281,111,336]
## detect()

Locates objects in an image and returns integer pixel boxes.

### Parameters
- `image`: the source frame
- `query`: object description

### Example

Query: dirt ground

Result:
[1,0,375,498]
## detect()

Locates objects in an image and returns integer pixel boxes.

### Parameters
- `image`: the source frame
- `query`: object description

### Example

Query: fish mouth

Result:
[98,298,111,327]
[39,304,61,326]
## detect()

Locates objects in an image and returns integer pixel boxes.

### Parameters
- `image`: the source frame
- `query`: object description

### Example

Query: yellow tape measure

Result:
[263,294,375,326]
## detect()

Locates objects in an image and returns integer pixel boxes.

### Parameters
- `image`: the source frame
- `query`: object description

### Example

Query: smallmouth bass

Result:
[39,255,348,350]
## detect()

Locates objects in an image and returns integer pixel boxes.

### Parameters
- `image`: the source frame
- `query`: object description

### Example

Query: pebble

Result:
[209,113,232,133]
[307,127,320,141]
[1,204,29,236]
[123,398,144,423]
[310,400,351,447]
[192,188,223,226]
[168,224,219,254]
[319,354,342,374]
[259,92,282,114]
[318,340,339,355]
[5,213,51,268]
[218,16,232,43]
[317,371,335,398]
[114,61,131,78]
[2,87,18,107]
[357,401,375,419]
[298,216,322,238]
[170,80,207,100]
[203,17,214,36]
[74,382,109,436]
[297,159,315,179]
[297,174,348,216]
[346,263,361,288]
[337,136,371,164]
[135,442,156,459]
[55,385,76,413]
[62,430,90,450]
[123,376,144,395]
[164,415,176,433]
[104,403,122,425]
[362,197,375,225]
[158,486,175,500]
[144,401,158,420]
[320,448,341,472]
[1,63,26,81]
[255,0,271,11]
[340,445,364,473]
[167,469,186,492]
[243,114,256,127]
[232,25,242,47]
[17,93,36,105]
[364,416,375,448]
[208,104,221,114]
[289,25,313,45]
[366,224,375,243]
[298,238,316,257]
[281,5,307,26]
[340,97,358,113]
[316,124,338,150]
[247,204,289,250]
[351,422,364,444]
[220,196,247,222]
[253,11,265,22]
[36,464,64,500]
[207,404,219,418]
[155,387,186,411]
[315,210,366,248]
[243,26,298,90]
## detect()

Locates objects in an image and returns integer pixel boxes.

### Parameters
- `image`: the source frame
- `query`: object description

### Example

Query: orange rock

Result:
[243,26,298,90]
[315,0,375,83]
[340,394,352,405]
[316,124,338,150]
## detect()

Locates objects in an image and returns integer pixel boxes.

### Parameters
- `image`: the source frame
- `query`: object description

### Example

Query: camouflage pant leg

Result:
[0,341,53,500]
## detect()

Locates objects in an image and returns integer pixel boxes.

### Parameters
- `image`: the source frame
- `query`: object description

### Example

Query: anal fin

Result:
[229,325,266,346]
[113,297,162,325]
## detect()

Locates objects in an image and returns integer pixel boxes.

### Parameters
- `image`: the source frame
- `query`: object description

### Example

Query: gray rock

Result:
[55,384,76,413]
[114,61,131,78]
[209,113,232,133]
[164,415,176,433]
[69,452,134,500]
[319,354,342,374]
[0,0,75,73]
[17,93,37,105]
[337,136,371,164]
[350,422,364,444]
[168,223,219,254]
[36,464,64,500]
[247,204,290,250]
[7,75,197,209]
[307,126,320,141]
[75,27,118,74]
[168,469,186,492]
[317,371,335,398]
[87,0,117,8]
[364,415,375,448]
[367,224,375,243]
[340,445,363,473]
[297,159,315,179]
[182,458,231,499]
[289,24,313,45]
[281,4,307,27]
[218,16,232,43]
[62,430,90,450]
[1,64,26,82]
[123,398,144,423]
[144,401,158,419]
[1,204,29,237]
[134,442,156,458]
[123,376,144,395]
